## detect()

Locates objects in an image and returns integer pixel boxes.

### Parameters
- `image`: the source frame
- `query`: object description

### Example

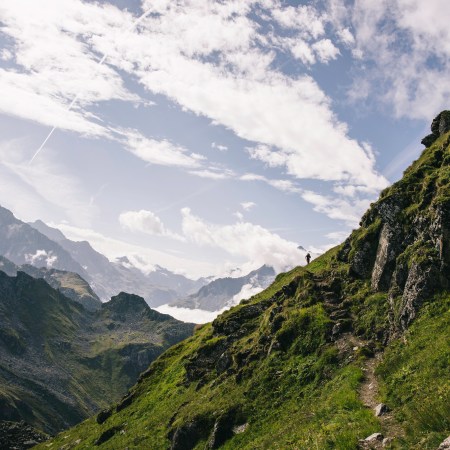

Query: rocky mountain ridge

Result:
[0,271,194,435]
[171,265,276,311]
[0,255,102,311]
[0,209,209,307]
[39,112,450,449]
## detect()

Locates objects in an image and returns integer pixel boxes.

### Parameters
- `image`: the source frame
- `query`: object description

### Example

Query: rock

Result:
[169,417,211,450]
[0,420,48,450]
[371,224,401,292]
[94,426,122,446]
[232,423,248,434]
[116,392,136,412]
[438,436,450,450]
[422,133,439,147]
[206,408,244,449]
[382,437,392,447]
[374,403,389,417]
[96,408,112,425]
[421,110,450,147]
[365,432,383,443]
[206,417,233,449]
[351,241,378,278]
[399,261,440,329]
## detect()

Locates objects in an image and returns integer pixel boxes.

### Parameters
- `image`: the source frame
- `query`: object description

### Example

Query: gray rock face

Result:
[342,114,450,338]
[398,261,440,329]
[371,224,399,291]
[421,110,450,147]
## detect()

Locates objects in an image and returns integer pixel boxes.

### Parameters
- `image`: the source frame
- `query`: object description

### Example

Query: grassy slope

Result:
[38,135,450,449]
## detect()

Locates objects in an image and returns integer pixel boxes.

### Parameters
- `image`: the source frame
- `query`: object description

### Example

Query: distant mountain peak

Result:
[104,292,149,314]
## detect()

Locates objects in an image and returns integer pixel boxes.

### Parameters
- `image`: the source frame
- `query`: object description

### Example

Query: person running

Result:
[305,252,311,265]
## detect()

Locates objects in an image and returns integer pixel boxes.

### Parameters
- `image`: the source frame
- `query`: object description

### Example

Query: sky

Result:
[0,0,449,279]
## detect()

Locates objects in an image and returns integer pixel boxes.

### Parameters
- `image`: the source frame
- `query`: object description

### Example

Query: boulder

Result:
[374,403,389,417]
[421,110,450,147]
[438,436,450,450]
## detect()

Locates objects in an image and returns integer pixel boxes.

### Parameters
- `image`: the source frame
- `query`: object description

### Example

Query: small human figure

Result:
[305,252,311,265]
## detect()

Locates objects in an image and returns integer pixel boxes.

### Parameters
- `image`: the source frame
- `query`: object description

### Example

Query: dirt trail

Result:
[359,352,405,449]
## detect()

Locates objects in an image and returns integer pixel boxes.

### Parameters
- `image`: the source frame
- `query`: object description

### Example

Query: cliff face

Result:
[340,121,450,336]
[38,114,450,450]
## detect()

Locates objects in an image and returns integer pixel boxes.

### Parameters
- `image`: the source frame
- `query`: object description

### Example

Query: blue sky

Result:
[0,0,448,278]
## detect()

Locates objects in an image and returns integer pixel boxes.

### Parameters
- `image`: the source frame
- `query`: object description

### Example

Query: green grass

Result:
[377,294,450,449]
[35,131,450,448]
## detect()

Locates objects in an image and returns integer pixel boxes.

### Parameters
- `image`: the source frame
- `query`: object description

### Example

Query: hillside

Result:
[0,272,194,435]
[38,113,450,449]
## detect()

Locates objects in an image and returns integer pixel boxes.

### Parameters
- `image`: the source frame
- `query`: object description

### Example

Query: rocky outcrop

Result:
[340,112,450,337]
[0,420,48,450]
[421,110,450,147]
[371,223,401,292]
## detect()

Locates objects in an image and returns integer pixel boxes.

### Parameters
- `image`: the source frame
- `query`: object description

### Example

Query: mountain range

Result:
[36,112,450,449]
[0,207,209,307]
[171,265,276,311]
[0,270,194,435]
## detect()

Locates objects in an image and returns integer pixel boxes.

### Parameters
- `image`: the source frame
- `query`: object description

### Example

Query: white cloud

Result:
[53,222,217,279]
[240,202,256,211]
[326,230,349,243]
[240,173,302,194]
[211,142,228,152]
[119,209,184,241]
[25,249,57,268]
[0,49,13,61]
[181,207,305,272]
[118,129,203,168]
[337,28,355,46]
[247,144,285,168]
[348,0,450,119]
[0,0,388,194]
[312,39,340,63]
[188,169,232,180]
[301,190,370,226]
[154,304,226,323]
[271,4,325,38]
[0,0,137,136]
[230,281,265,306]
[0,138,97,226]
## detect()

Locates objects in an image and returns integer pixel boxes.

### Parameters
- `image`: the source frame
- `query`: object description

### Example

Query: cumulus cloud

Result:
[25,249,57,267]
[54,222,217,278]
[343,0,450,119]
[119,209,184,241]
[181,207,305,272]
[0,0,389,195]
[301,190,370,226]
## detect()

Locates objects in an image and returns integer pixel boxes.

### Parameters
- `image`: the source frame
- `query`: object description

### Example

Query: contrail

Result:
[29,8,152,164]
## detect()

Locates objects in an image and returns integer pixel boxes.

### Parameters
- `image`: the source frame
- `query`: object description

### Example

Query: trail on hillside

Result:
[359,351,406,449]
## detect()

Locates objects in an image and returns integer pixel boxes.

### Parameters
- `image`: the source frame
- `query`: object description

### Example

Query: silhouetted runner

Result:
[305,252,311,265]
